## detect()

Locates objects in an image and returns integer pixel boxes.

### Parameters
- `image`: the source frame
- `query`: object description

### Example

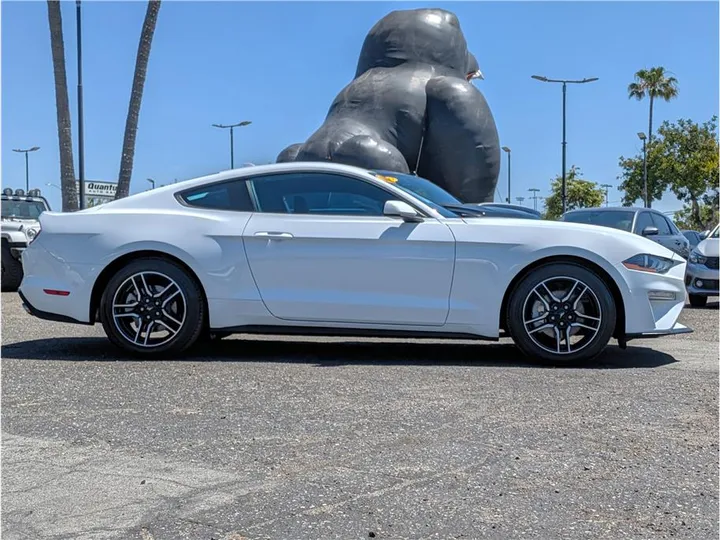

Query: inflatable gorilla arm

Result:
[276,8,500,203]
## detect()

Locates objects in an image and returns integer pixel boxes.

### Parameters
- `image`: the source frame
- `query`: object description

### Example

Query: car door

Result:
[241,171,456,326]
[633,211,657,241]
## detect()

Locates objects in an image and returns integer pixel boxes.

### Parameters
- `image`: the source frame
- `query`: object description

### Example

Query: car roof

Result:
[82,161,443,216]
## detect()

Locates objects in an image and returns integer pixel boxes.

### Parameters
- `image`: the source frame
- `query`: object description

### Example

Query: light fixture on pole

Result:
[212,120,252,169]
[528,187,541,211]
[12,146,40,191]
[531,74,599,214]
[637,132,648,208]
[501,146,511,203]
[600,183,613,207]
[46,182,61,191]
[515,196,525,206]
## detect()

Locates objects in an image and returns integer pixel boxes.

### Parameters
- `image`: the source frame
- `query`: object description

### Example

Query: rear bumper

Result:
[18,289,91,325]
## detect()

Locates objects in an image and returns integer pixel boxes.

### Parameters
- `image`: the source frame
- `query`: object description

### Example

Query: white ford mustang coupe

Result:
[19,162,691,362]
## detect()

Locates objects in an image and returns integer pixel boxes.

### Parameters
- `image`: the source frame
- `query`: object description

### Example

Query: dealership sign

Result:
[75,180,117,207]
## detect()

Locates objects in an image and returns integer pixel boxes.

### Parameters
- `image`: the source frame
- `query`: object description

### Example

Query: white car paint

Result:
[18,162,690,355]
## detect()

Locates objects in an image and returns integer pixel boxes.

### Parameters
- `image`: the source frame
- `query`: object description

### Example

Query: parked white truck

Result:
[2,188,50,291]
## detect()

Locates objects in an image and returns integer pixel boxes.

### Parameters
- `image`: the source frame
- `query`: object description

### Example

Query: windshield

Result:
[561,210,635,232]
[1,199,47,219]
[710,225,719,239]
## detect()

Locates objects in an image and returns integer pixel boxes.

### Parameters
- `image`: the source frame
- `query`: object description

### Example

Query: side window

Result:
[250,172,397,216]
[665,216,681,235]
[650,213,672,235]
[179,180,253,211]
[634,212,654,234]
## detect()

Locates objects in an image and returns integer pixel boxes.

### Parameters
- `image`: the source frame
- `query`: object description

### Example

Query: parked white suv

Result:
[1,188,49,291]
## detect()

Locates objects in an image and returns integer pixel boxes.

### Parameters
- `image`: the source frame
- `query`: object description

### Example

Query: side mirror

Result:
[642,226,659,236]
[383,200,423,222]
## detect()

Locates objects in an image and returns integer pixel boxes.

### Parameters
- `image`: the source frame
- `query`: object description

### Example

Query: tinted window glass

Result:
[650,213,672,235]
[634,211,654,234]
[250,172,398,216]
[180,180,253,211]
[561,210,635,232]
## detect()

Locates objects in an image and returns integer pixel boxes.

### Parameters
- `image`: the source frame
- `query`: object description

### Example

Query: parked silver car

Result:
[560,207,691,259]
[685,224,719,307]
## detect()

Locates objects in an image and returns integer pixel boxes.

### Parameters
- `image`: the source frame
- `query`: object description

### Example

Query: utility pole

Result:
[212,121,252,169]
[531,75,599,214]
[528,188,541,211]
[600,183,613,207]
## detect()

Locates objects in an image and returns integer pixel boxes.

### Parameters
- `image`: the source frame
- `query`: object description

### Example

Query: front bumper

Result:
[685,263,719,297]
[623,322,693,344]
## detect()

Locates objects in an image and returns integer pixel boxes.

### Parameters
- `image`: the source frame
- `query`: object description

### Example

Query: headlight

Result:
[622,254,680,274]
[689,249,707,265]
[25,227,38,243]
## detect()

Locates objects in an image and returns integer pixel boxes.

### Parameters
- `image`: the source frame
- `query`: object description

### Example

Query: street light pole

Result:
[528,188,541,211]
[12,146,40,191]
[501,146,511,203]
[516,196,525,206]
[76,0,86,210]
[600,183,613,207]
[531,75,599,214]
[212,120,252,169]
[637,132,648,207]
[147,178,155,190]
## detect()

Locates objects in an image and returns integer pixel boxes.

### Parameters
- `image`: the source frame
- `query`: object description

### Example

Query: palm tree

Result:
[47,0,79,211]
[115,0,162,200]
[628,67,679,207]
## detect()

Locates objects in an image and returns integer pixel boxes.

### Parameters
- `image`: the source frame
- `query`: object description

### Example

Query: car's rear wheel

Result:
[1,241,23,292]
[100,258,205,357]
[688,294,707,308]
[506,263,616,364]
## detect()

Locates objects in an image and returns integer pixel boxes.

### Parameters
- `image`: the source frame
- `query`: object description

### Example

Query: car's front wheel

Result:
[506,263,616,364]
[99,257,205,356]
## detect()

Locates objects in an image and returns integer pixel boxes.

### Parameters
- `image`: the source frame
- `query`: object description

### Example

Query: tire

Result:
[506,263,616,364]
[99,257,205,357]
[688,294,707,308]
[2,241,23,292]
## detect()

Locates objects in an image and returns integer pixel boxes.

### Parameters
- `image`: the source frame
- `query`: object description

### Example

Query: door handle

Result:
[254,231,293,238]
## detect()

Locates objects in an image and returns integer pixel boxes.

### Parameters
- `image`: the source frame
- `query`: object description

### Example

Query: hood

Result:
[456,216,678,259]
[695,237,719,257]
[446,204,539,219]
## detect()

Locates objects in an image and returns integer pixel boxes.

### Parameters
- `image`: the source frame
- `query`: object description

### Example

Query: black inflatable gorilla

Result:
[276,8,500,203]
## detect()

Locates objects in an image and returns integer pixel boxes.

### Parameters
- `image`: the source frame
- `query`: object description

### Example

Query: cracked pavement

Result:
[1,292,718,539]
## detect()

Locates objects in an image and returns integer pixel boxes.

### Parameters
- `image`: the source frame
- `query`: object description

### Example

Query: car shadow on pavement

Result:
[1,337,679,369]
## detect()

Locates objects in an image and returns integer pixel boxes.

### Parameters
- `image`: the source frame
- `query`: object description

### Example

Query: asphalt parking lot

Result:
[1,292,718,540]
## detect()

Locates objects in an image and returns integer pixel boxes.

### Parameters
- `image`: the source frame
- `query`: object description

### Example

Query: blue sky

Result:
[2,1,718,213]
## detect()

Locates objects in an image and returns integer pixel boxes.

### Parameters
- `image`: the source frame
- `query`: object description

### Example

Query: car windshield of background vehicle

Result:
[562,210,635,232]
[371,171,461,218]
[1,200,47,219]
[711,225,719,238]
